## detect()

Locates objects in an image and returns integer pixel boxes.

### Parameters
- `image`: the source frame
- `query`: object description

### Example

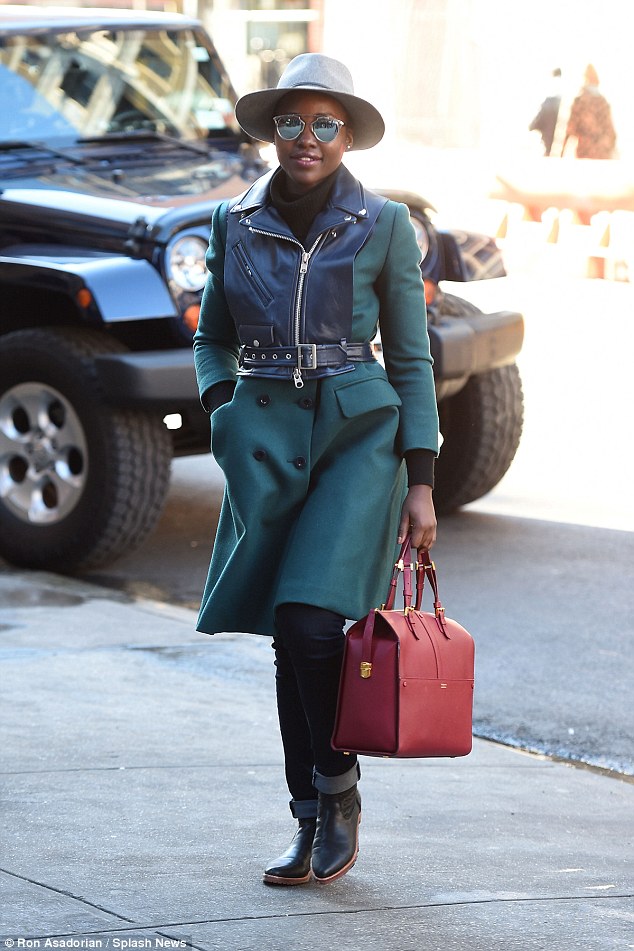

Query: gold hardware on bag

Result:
[359,661,372,679]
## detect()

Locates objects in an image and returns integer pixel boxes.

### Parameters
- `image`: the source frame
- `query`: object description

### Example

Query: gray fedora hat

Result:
[235,53,385,151]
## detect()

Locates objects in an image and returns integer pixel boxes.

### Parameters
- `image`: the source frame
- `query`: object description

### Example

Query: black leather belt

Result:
[239,341,374,370]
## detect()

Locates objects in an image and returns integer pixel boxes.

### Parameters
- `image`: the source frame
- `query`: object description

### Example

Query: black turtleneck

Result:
[206,166,434,487]
[269,167,339,247]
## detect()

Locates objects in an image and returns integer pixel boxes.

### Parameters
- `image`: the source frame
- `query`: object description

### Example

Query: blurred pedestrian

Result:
[529,67,562,156]
[194,53,438,886]
[563,64,616,159]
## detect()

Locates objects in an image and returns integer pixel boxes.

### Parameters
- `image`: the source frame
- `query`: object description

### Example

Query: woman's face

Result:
[273,90,353,195]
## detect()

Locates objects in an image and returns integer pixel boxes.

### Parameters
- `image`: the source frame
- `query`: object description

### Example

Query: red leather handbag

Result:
[332,538,475,758]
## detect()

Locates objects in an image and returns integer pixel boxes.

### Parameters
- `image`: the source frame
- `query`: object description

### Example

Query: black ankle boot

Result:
[263,818,316,885]
[311,786,361,883]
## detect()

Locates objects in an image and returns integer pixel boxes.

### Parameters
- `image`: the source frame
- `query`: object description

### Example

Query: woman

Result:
[194,53,439,885]
[564,64,616,159]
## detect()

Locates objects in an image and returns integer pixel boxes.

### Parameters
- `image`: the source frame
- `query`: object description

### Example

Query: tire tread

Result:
[434,364,524,514]
[0,327,172,570]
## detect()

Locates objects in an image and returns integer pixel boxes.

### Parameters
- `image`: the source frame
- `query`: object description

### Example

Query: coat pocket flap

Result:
[240,324,275,347]
[335,377,402,419]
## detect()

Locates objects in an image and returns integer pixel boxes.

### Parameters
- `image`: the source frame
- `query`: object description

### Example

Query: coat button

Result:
[293,456,307,469]
[253,449,268,461]
[299,396,314,409]
[257,394,271,406]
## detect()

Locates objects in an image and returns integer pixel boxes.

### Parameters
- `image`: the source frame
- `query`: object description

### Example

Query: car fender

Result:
[0,249,177,322]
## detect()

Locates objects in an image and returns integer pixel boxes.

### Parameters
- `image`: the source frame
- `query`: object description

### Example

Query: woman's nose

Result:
[297,121,317,145]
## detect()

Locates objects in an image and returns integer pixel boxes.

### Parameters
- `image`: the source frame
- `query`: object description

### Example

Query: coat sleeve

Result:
[193,201,241,406]
[375,201,439,456]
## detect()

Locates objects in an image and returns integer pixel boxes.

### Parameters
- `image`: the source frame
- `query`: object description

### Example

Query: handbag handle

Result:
[360,537,448,679]
[383,536,448,634]
[383,535,413,610]
[416,547,448,635]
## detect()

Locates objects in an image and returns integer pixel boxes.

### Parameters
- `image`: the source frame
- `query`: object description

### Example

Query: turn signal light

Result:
[183,304,200,333]
[424,279,437,306]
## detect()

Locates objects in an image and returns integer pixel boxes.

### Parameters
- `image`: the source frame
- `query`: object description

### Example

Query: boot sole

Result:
[312,813,361,884]
[262,871,312,886]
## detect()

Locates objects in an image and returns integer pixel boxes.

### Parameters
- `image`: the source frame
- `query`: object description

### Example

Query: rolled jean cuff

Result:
[313,763,360,795]
[289,798,318,819]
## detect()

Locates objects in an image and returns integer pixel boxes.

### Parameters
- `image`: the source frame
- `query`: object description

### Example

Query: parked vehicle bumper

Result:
[95,349,199,407]
[428,310,524,379]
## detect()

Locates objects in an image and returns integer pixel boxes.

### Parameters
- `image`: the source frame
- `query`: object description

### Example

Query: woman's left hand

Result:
[397,484,437,551]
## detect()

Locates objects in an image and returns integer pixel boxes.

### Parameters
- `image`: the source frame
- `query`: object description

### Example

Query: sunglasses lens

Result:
[275,115,303,140]
[274,115,342,143]
[312,118,340,143]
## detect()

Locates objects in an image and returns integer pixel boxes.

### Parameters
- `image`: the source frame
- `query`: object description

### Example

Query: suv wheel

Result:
[434,363,524,514]
[0,327,172,570]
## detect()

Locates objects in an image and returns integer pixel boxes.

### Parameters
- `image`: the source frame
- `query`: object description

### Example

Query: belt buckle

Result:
[297,343,317,370]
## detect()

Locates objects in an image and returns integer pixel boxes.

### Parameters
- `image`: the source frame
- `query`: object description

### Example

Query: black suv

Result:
[0,6,524,570]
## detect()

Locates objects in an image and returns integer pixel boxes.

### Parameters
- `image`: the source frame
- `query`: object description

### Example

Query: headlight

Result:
[409,213,430,260]
[167,234,207,291]
[409,209,442,281]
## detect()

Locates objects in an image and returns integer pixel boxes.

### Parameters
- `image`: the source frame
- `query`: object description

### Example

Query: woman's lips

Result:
[290,152,321,166]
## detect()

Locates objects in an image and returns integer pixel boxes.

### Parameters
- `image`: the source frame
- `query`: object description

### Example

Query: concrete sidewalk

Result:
[1,568,632,951]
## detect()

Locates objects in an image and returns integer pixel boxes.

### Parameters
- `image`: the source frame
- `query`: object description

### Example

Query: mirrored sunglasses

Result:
[273,114,346,144]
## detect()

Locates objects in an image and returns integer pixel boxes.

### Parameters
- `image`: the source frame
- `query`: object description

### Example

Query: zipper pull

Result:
[293,367,304,389]
[300,251,309,273]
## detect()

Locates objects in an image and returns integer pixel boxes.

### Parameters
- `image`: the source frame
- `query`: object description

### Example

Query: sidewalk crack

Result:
[10,891,632,936]
[0,867,136,924]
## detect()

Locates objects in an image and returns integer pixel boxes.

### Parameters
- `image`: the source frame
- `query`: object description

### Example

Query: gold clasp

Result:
[359,661,372,679]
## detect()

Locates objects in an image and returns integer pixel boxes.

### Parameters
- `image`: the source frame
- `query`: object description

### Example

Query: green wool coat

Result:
[194,175,439,637]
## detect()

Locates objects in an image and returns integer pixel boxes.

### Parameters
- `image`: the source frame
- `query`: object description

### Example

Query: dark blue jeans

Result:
[272,603,359,817]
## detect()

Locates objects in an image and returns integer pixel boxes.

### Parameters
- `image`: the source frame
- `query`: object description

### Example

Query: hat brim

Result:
[235,85,385,151]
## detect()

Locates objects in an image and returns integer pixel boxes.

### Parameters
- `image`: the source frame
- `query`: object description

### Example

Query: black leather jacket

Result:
[224,165,386,385]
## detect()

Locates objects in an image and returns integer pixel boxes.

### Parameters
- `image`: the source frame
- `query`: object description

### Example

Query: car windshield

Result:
[0,25,238,145]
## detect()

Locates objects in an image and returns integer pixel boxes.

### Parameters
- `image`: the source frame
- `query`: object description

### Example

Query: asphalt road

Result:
[76,272,634,777]
[77,452,633,776]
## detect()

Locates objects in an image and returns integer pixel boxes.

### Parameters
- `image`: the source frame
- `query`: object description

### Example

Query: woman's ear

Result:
[346,131,354,151]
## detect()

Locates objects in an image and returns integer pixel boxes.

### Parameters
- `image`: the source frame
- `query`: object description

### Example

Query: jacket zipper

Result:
[233,241,273,306]
[247,225,329,387]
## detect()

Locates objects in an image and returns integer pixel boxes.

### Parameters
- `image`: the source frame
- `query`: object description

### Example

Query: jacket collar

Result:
[230,164,371,223]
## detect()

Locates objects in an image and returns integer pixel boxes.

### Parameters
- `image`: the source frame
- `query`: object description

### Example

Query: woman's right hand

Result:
[397,484,437,552]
